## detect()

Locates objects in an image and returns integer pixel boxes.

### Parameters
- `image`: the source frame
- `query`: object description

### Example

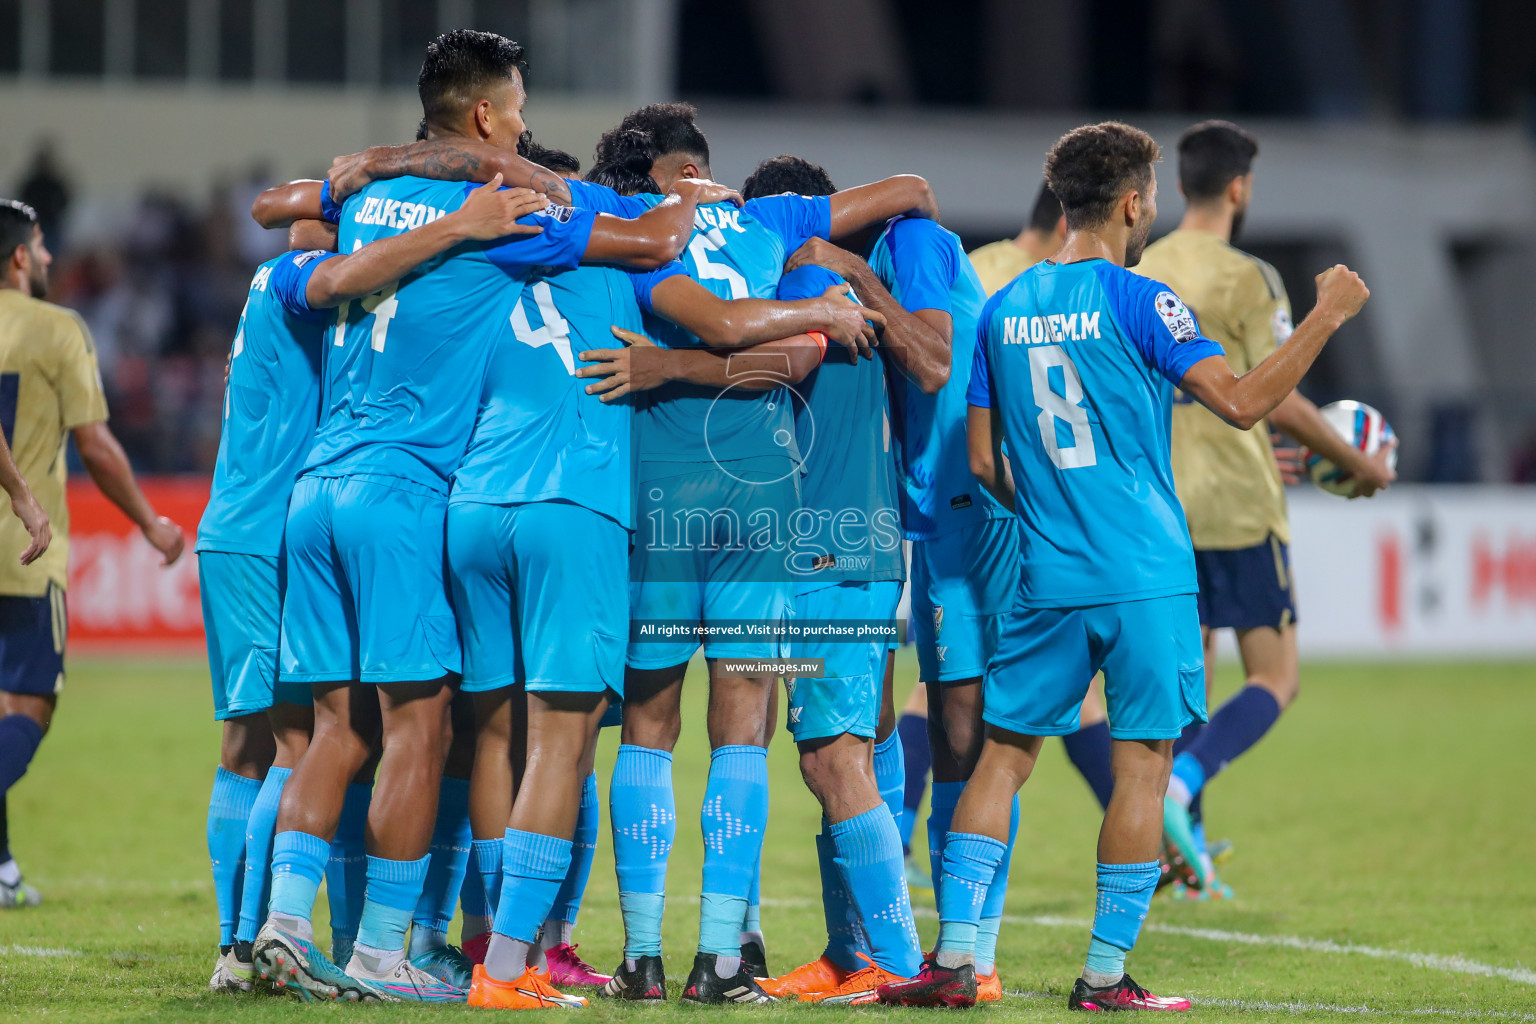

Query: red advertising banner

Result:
[66,477,209,650]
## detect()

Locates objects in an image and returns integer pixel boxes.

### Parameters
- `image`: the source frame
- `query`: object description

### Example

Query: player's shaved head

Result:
[1178,120,1258,202]
[417,29,527,135]
[741,155,837,200]
[1045,122,1160,231]
[601,103,710,188]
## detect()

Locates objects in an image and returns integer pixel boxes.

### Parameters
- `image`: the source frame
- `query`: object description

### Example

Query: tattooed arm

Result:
[328,140,573,206]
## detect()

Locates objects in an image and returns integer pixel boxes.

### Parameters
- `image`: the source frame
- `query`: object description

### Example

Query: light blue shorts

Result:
[280,475,461,685]
[200,551,311,719]
[910,517,1018,683]
[785,580,901,742]
[447,500,628,698]
[984,593,1207,741]
[627,462,797,669]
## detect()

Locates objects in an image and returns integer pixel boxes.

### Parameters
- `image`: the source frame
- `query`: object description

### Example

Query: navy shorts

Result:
[0,583,67,697]
[1194,534,1297,632]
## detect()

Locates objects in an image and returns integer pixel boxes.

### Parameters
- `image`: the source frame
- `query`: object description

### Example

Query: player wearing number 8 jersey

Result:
[880,122,1370,1011]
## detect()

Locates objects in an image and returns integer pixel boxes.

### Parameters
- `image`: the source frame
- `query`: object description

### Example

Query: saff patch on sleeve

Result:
[532,203,575,223]
[1271,305,1294,344]
[1154,290,1199,343]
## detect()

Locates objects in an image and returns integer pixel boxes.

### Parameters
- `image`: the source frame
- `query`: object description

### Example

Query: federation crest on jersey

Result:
[1154,291,1199,343]
[932,604,944,638]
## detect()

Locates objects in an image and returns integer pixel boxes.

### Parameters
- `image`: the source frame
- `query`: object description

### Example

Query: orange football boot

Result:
[800,956,909,1006]
[976,967,1003,1002]
[758,955,850,998]
[466,964,589,1009]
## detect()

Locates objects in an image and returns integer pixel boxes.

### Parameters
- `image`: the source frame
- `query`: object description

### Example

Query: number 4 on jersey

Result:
[511,280,575,374]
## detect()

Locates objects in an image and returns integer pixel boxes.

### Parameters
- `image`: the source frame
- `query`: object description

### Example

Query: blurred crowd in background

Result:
[16,141,285,474]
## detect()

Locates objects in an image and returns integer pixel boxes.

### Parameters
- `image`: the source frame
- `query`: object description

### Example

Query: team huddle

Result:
[175,27,1393,1013]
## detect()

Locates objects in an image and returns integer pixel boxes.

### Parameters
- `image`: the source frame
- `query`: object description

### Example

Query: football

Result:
[1302,399,1398,496]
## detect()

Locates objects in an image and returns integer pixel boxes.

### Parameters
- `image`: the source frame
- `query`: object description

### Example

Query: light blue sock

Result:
[459,839,490,938]
[975,794,1019,976]
[927,781,964,890]
[831,806,922,977]
[548,773,598,929]
[1084,861,1161,985]
[743,852,762,939]
[873,732,905,822]
[326,782,372,950]
[235,765,290,944]
[494,829,573,943]
[355,854,430,958]
[411,777,472,945]
[934,832,1006,968]
[698,745,768,956]
[610,745,674,958]
[207,767,261,947]
[268,829,331,938]
[473,838,504,917]
[817,826,862,971]
[1169,752,1207,806]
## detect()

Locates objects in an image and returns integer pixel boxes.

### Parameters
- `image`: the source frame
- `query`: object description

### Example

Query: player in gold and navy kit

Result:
[0,198,184,908]
[1135,121,1396,898]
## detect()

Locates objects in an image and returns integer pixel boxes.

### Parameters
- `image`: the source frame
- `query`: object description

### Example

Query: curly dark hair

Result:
[417,30,527,133]
[741,155,837,200]
[597,102,709,169]
[1044,122,1160,230]
[585,129,661,196]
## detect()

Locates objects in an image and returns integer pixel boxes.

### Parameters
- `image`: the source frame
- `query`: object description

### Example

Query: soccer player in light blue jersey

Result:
[729,156,926,1004]
[200,187,547,993]
[787,184,1028,998]
[880,122,1369,1011]
[251,31,722,1007]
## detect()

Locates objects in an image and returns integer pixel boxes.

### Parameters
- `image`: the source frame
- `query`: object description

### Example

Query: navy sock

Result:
[0,714,43,794]
[0,793,8,863]
[896,713,930,853]
[1182,686,1282,794]
[1061,720,1114,810]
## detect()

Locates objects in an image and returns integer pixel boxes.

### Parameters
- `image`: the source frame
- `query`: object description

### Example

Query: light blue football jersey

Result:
[197,250,333,557]
[450,260,686,530]
[867,216,1006,541]
[302,176,597,493]
[779,265,903,585]
[966,258,1225,607]
[629,192,832,466]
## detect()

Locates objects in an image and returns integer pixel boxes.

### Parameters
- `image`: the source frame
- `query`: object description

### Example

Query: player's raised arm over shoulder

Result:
[1180,265,1370,431]
[328,138,574,207]
[299,177,549,308]
[251,180,329,229]
[577,327,825,403]
[827,174,940,238]
[579,178,735,270]
[647,269,881,354]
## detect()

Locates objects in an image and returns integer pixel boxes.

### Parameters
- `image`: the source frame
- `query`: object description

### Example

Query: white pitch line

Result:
[0,945,82,958]
[912,908,1536,987]
[1006,989,1536,1021]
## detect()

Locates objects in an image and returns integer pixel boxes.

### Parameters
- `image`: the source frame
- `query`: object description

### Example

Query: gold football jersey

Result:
[967,238,1040,297]
[1134,229,1292,550]
[0,290,110,595]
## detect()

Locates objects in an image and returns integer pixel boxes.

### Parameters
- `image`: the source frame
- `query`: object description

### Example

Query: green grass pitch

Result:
[1,653,1533,1022]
